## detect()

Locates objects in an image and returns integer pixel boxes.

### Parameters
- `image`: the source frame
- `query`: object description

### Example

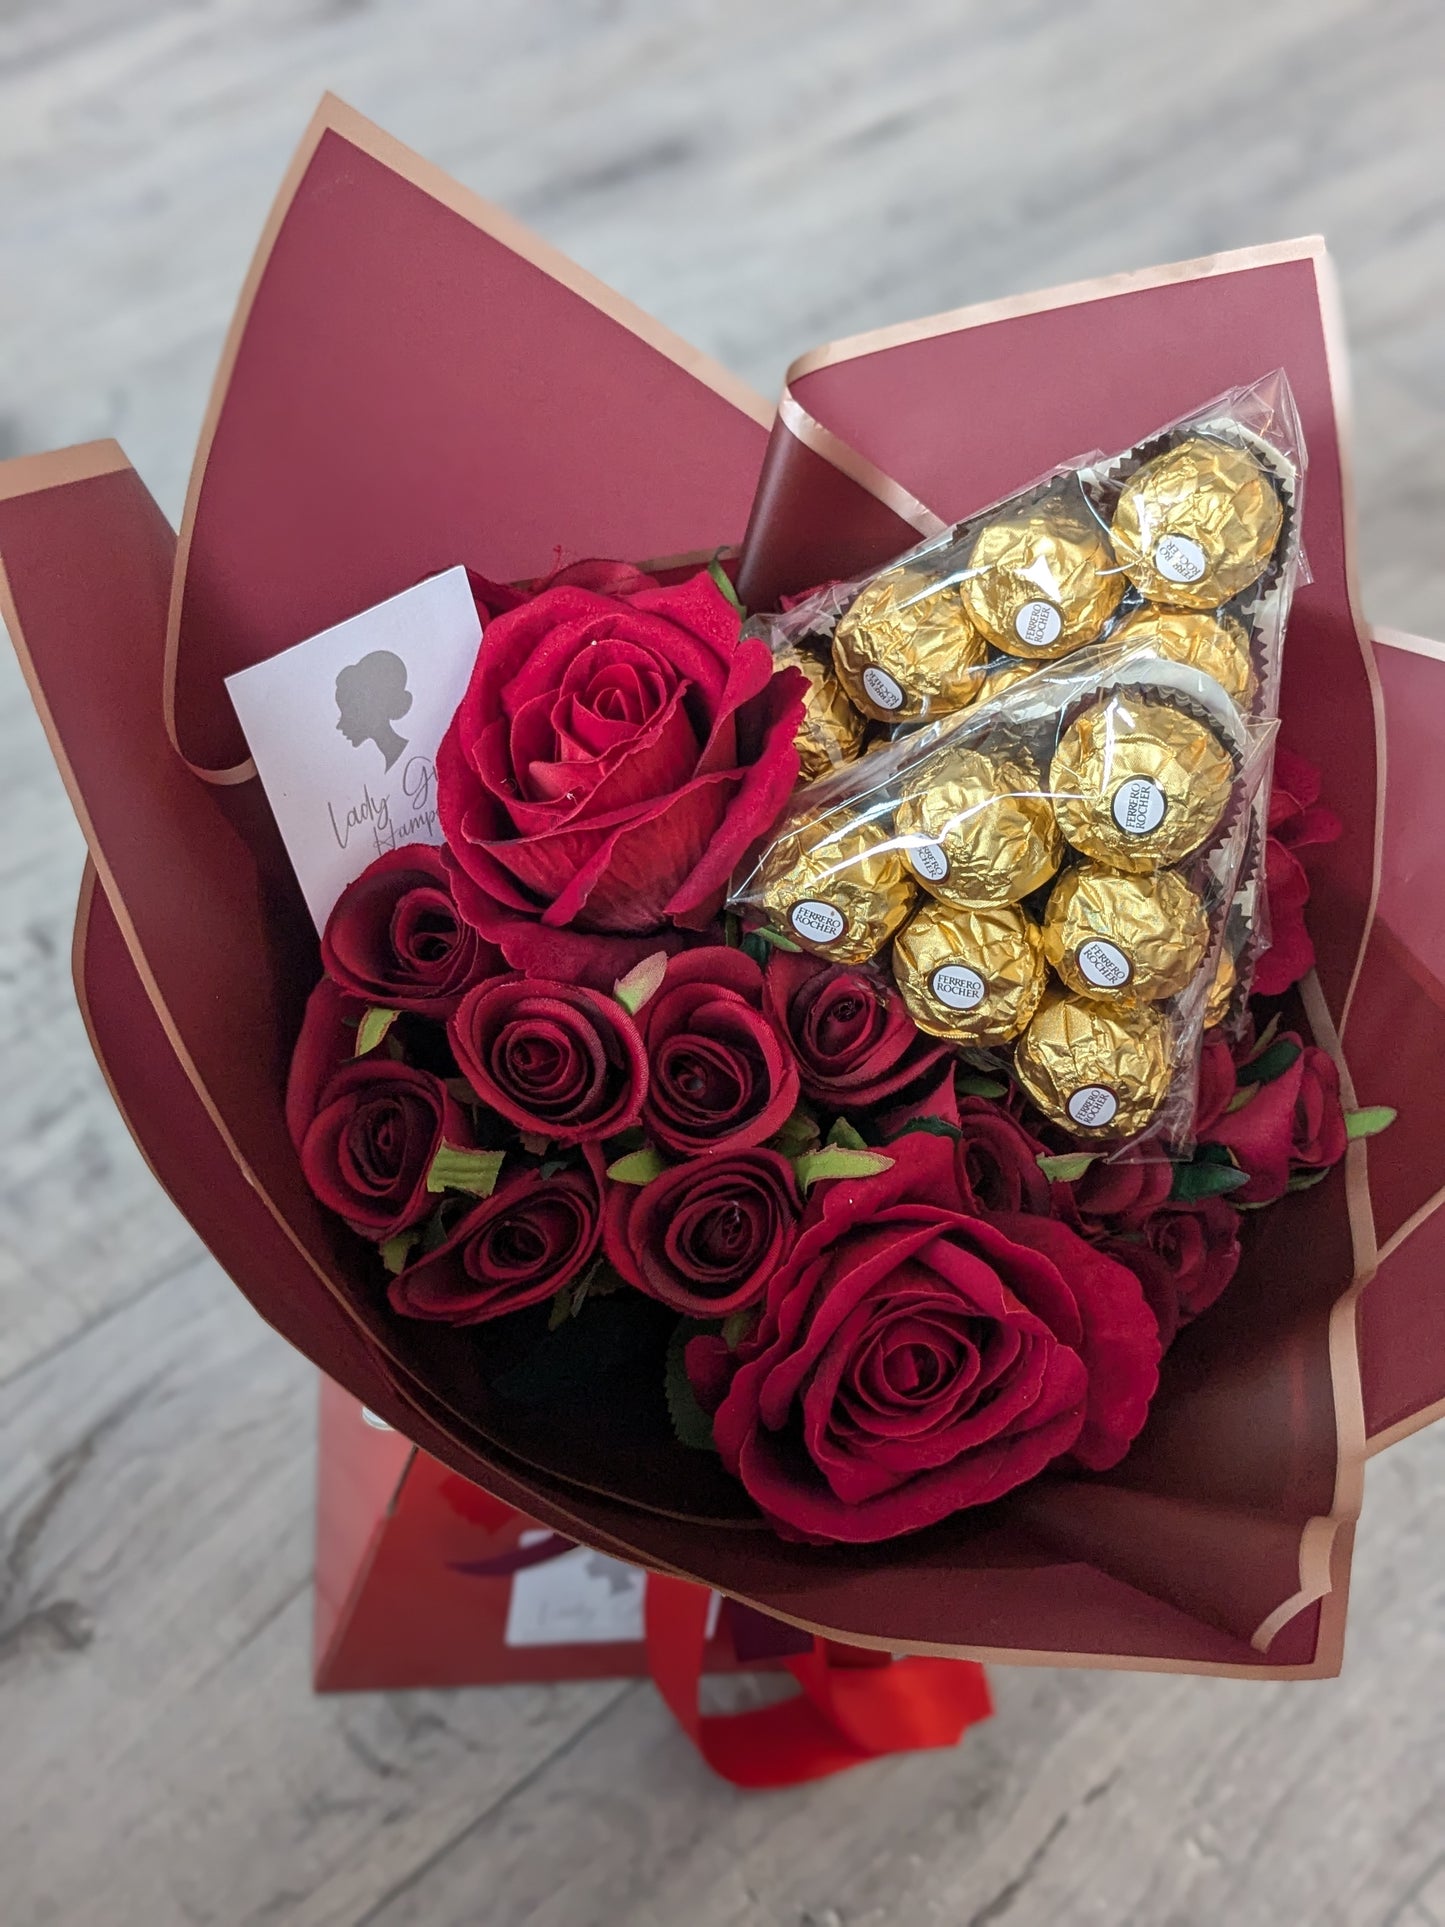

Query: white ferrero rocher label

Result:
[1111,776,1168,836]
[1014,600,1063,650]
[1067,1084,1119,1128]
[861,664,906,711]
[1075,939,1132,989]
[790,899,846,945]
[907,838,950,884]
[931,964,987,1011]
[1153,533,1207,585]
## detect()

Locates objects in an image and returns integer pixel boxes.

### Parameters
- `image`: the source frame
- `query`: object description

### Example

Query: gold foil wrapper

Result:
[755,814,916,963]
[1114,604,1256,707]
[963,498,1124,660]
[1014,989,1172,1137]
[979,656,1044,702]
[893,899,1046,1045]
[777,649,868,783]
[1111,437,1283,610]
[894,746,1062,907]
[832,570,989,722]
[1203,944,1237,1028]
[1050,697,1234,872]
[1042,862,1209,1002]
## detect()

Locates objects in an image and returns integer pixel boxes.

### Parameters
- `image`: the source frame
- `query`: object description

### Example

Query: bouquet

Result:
[5,97,1439,1679]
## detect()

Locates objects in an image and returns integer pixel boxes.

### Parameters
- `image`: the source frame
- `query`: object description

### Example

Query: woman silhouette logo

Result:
[335,650,413,772]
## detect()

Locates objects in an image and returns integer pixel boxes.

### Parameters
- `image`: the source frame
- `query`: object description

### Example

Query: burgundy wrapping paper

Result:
[2,97,1437,1679]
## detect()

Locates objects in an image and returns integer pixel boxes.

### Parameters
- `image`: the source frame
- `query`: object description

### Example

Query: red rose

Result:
[711,1133,1159,1542]
[952,1097,1054,1214]
[1200,1034,1348,1203]
[321,844,504,1017]
[286,976,365,1145]
[1255,748,1343,996]
[1070,1154,1173,1228]
[604,1149,801,1317]
[1097,1197,1242,1348]
[1192,1028,1239,1135]
[294,1058,466,1239]
[437,570,807,985]
[763,950,949,1109]
[450,975,647,1144]
[638,948,798,1157]
[389,1161,603,1324]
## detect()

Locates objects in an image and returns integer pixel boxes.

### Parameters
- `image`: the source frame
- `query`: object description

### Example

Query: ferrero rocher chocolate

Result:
[832,569,989,722]
[1014,989,1172,1137]
[755,814,916,963]
[892,899,1046,1044]
[979,657,1044,703]
[777,648,868,783]
[893,746,1062,906]
[963,497,1124,660]
[1050,696,1234,872]
[1042,863,1209,1002]
[1203,943,1237,1027]
[1114,605,1257,708]
[1111,437,1284,610]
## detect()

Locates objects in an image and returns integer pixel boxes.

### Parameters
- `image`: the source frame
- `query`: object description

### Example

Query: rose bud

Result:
[321,844,504,1016]
[712,1131,1159,1543]
[762,950,949,1110]
[1096,1196,1242,1348]
[1200,1034,1347,1203]
[952,1097,1053,1215]
[638,948,799,1157]
[437,570,808,986]
[450,975,647,1144]
[293,1060,467,1240]
[390,1162,603,1325]
[604,1149,801,1317]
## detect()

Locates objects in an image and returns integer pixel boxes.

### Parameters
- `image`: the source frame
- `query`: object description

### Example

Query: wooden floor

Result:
[4,1,1445,1921]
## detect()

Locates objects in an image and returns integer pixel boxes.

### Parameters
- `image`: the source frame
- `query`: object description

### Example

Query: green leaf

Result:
[612,950,669,1017]
[354,1006,400,1057]
[419,1200,463,1253]
[1242,1011,1282,1062]
[826,1116,869,1152]
[379,1230,419,1275]
[793,1146,894,1192]
[956,1072,1009,1099]
[707,553,746,618]
[722,1309,756,1351]
[665,1321,719,1451]
[425,1144,505,1197]
[1036,1152,1100,1182]
[1226,1084,1258,1114]
[1244,1038,1301,1087]
[1286,1166,1333,1193]
[885,1115,962,1143]
[519,1131,552,1156]
[606,1146,667,1185]
[749,925,803,954]
[547,1288,574,1332]
[539,1156,571,1179]
[769,1108,822,1158]
[1171,1160,1252,1202]
[1344,1105,1397,1140]
[723,911,743,948]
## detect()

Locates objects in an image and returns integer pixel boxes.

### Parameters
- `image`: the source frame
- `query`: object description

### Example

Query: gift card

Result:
[226,566,482,930]
[503,1532,721,1647]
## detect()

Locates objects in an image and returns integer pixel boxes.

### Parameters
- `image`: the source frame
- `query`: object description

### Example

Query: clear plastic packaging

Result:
[736,374,1305,1148]
[733,638,1278,1156]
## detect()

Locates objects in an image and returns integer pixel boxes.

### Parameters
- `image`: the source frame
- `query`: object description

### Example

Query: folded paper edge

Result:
[162,92,776,788]
[783,235,1331,383]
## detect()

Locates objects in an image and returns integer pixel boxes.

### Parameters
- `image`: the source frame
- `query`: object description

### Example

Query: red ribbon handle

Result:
[644,1573,992,1788]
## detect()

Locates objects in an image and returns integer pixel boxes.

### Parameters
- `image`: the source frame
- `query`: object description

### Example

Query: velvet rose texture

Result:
[436,567,806,986]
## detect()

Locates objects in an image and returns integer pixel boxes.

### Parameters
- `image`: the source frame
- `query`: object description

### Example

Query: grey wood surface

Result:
[3,1,1445,1921]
